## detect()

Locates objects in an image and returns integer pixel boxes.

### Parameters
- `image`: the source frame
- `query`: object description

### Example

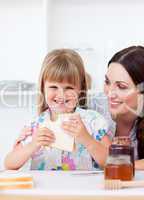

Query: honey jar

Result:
[104,144,134,181]
[112,136,135,176]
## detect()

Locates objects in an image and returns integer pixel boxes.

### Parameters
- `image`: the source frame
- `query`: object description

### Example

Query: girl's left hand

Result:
[61,114,92,146]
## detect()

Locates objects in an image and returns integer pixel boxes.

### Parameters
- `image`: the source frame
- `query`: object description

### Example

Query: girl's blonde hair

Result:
[37,49,87,115]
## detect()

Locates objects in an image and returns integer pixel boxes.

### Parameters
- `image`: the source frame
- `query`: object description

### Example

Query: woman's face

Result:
[104,62,141,119]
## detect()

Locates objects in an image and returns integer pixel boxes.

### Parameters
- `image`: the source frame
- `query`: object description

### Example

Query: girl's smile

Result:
[44,81,80,114]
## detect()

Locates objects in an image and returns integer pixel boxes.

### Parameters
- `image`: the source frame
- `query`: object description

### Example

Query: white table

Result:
[0,170,144,200]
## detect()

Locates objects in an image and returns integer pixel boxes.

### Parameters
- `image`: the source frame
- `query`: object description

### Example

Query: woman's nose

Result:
[107,86,117,98]
[108,90,117,98]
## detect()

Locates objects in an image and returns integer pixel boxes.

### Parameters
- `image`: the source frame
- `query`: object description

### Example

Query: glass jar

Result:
[112,136,135,176]
[104,144,134,181]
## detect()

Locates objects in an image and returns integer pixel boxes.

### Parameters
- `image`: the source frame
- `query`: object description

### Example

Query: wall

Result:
[0,91,37,169]
[1,0,144,88]
[48,0,144,91]
[0,0,47,83]
[0,107,34,169]
[0,0,45,169]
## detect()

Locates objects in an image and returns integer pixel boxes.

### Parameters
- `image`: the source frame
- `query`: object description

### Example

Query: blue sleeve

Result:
[89,112,108,141]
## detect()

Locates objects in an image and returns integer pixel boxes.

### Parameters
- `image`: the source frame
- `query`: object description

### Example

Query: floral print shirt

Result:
[22,107,108,170]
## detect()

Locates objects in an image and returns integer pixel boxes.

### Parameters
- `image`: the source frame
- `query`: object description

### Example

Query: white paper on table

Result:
[40,113,75,152]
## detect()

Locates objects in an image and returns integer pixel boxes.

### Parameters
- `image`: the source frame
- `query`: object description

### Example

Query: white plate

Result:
[70,170,103,176]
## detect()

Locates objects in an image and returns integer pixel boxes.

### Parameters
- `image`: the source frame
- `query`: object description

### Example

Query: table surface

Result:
[0,170,144,200]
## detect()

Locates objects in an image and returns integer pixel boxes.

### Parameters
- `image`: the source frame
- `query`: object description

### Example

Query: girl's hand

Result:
[31,127,55,149]
[61,114,92,146]
[14,126,32,147]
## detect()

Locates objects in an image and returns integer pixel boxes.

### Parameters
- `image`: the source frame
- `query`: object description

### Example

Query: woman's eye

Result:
[117,84,128,90]
[104,79,110,85]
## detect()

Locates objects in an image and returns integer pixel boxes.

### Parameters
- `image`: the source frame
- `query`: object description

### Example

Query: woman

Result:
[104,46,144,170]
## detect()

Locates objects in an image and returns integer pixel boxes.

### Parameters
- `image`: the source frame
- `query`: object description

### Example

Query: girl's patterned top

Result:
[22,107,108,170]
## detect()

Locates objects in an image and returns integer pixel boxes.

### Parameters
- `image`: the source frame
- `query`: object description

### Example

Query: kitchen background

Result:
[0,0,144,169]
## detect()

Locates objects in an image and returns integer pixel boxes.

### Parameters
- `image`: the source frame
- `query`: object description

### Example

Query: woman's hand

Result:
[135,159,144,170]
[61,114,92,146]
[31,127,56,149]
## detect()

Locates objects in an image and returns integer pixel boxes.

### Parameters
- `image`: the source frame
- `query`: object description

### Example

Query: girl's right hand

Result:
[31,127,56,149]
[14,126,32,148]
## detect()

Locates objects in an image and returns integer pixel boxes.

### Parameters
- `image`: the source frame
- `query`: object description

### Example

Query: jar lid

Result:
[109,144,131,155]
[112,136,131,145]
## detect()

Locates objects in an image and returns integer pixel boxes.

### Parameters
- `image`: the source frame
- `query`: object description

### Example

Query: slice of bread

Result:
[0,171,33,189]
[0,181,33,189]
[41,113,75,152]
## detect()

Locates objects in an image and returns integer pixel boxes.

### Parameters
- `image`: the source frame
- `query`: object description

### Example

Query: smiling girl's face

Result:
[104,62,140,119]
[44,80,80,115]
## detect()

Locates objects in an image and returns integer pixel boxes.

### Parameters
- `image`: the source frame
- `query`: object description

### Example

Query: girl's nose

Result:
[56,88,65,98]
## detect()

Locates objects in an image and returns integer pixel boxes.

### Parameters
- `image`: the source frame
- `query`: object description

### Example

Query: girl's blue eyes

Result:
[48,86,74,90]
[66,87,75,90]
[49,86,57,89]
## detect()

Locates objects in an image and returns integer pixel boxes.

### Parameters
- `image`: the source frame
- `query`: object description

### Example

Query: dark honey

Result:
[112,137,135,177]
[104,143,134,181]
[104,163,133,181]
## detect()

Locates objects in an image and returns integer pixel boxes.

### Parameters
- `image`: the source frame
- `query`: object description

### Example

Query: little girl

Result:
[4,49,111,170]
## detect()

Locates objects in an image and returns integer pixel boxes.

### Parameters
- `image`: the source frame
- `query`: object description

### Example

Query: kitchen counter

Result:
[0,170,144,200]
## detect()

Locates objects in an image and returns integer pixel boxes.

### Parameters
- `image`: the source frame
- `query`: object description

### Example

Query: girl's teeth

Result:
[54,100,69,103]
